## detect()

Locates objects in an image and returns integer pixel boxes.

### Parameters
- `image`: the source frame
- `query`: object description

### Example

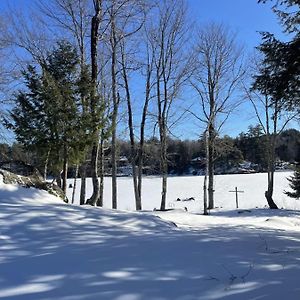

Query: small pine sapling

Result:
[285,163,300,199]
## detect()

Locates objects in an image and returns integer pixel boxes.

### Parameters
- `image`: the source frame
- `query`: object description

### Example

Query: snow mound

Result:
[263,217,300,230]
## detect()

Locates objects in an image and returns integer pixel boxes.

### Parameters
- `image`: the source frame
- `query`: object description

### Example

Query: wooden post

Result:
[229,187,244,208]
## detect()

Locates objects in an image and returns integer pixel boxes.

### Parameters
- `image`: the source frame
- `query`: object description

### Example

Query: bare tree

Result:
[118,3,151,211]
[245,84,297,209]
[104,0,146,209]
[97,46,112,207]
[136,26,156,207]
[120,41,142,210]
[86,0,103,206]
[149,0,191,210]
[108,0,119,209]
[2,4,56,66]
[36,0,91,65]
[191,23,244,210]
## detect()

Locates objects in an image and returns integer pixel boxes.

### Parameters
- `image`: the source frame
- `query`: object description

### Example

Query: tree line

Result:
[0,0,299,211]
[1,125,299,176]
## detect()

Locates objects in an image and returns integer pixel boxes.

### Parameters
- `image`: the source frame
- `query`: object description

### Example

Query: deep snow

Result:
[1,172,300,299]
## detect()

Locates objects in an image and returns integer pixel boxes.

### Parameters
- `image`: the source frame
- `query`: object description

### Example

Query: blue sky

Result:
[0,0,283,48]
[184,0,287,138]
[0,0,291,139]
[189,0,284,49]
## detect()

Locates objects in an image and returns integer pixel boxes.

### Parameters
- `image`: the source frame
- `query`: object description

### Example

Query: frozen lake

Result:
[67,171,299,212]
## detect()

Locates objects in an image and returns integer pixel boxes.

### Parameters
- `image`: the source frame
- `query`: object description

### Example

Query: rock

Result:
[0,168,67,202]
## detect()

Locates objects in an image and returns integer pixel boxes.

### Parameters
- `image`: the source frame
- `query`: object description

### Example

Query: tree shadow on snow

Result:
[0,189,300,299]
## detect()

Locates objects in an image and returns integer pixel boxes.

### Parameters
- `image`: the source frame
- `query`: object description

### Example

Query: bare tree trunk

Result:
[137,139,144,200]
[97,133,104,207]
[87,0,102,206]
[203,130,209,215]
[110,10,118,210]
[111,127,117,209]
[264,97,279,209]
[120,42,141,210]
[203,174,208,214]
[72,164,79,204]
[156,64,168,211]
[56,171,62,189]
[79,163,86,205]
[137,94,149,200]
[137,105,147,201]
[265,135,278,209]
[87,143,100,205]
[137,49,153,202]
[44,148,50,181]
[159,123,168,211]
[160,140,168,210]
[208,123,215,209]
[265,178,278,208]
[62,151,68,202]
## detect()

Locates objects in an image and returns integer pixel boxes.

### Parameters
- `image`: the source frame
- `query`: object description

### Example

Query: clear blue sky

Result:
[184,0,287,138]
[0,0,284,47]
[189,0,284,49]
[0,0,290,139]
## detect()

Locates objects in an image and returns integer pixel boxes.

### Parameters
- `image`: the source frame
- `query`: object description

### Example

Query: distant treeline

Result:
[1,126,299,177]
[118,126,300,175]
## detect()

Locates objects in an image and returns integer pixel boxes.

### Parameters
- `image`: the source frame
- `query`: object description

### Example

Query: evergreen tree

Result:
[257,0,300,110]
[255,0,299,208]
[236,125,268,169]
[285,164,300,199]
[6,41,92,197]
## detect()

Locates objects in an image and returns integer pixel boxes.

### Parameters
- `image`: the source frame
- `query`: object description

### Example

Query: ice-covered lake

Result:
[67,171,299,211]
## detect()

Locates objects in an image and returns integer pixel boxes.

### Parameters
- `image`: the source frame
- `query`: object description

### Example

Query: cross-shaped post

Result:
[229,187,244,208]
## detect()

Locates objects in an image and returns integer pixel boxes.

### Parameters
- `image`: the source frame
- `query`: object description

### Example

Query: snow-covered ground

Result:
[1,172,300,299]
[67,172,299,212]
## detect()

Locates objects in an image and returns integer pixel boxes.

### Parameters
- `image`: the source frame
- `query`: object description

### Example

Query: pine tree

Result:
[285,165,300,199]
[6,41,92,197]
[257,0,300,110]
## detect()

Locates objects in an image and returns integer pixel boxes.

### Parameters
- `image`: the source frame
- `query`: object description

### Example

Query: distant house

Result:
[117,156,133,176]
[189,157,206,175]
[236,161,257,174]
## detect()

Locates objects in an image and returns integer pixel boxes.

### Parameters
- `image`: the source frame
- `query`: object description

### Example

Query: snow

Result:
[67,172,299,211]
[1,172,300,299]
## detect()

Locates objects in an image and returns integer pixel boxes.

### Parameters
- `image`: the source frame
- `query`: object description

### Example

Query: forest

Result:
[1,127,300,176]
